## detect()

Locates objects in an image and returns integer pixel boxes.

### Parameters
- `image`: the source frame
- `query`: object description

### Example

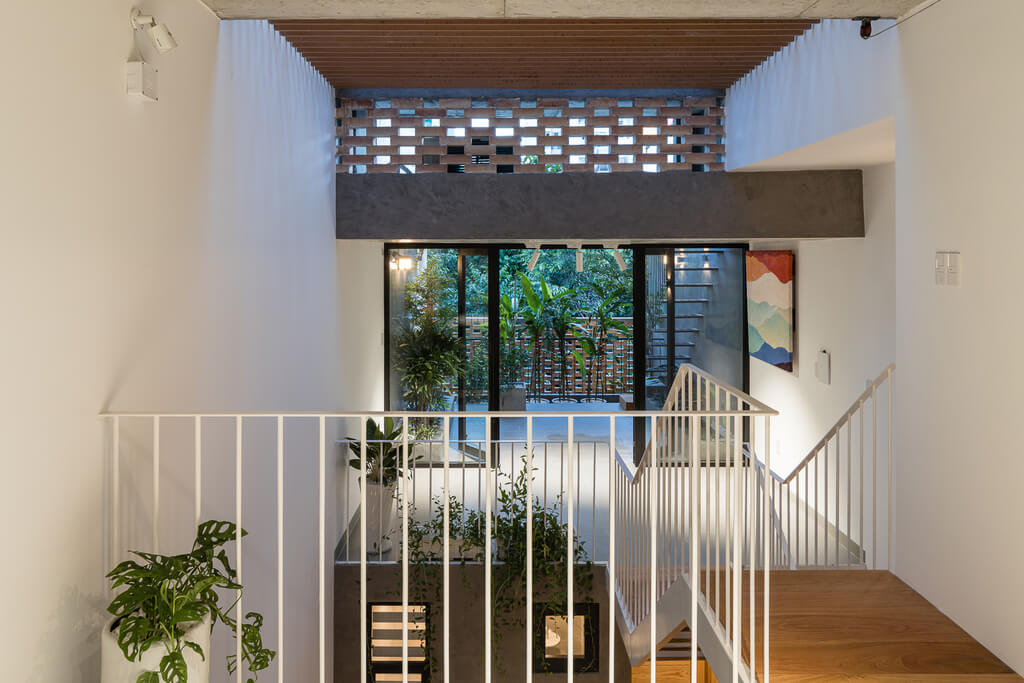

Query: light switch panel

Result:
[946,251,961,287]
[934,252,948,285]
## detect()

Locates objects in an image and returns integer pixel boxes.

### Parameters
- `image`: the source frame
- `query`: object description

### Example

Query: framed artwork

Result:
[746,250,794,372]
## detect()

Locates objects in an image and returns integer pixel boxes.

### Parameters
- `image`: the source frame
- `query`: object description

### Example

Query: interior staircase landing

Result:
[738,570,1021,682]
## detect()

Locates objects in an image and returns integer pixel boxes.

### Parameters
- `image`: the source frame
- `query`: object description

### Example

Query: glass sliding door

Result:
[384,244,745,463]
[386,247,459,440]
[643,246,746,409]
[497,247,634,453]
[386,247,490,453]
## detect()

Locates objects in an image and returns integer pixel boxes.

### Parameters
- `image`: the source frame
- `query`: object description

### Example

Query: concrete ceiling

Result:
[205,0,924,20]
[738,117,895,171]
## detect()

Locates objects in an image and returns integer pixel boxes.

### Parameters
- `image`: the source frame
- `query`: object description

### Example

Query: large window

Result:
[385,244,747,459]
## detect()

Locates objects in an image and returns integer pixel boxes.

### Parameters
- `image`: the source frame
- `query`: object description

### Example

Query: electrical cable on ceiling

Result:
[867,0,946,39]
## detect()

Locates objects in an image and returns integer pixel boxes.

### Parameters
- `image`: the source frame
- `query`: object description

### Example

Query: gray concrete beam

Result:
[335,170,864,241]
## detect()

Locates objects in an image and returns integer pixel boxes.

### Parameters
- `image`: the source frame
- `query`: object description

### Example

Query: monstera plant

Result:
[102,520,274,683]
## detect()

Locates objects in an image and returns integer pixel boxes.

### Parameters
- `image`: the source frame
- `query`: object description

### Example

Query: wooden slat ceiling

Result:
[271,19,819,90]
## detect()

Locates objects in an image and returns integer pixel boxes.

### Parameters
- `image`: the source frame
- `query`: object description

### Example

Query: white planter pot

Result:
[364,481,398,554]
[101,615,211,683]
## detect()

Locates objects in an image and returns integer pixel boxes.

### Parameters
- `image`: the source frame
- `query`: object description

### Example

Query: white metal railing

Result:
[613,364,776,683]
[336,439,616,564]
[102,364,777,683]
[762,365,895,571]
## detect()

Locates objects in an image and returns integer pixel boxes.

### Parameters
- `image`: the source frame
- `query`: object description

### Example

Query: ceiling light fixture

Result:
[603,242,627,271]
[131,8,178,53]
[525,241,542,271]
[570,241,585,273]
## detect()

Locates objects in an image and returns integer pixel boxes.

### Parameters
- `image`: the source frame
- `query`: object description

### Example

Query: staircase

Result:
[613,363,776,683]
[623,363,1022,681]
[647,248,724,385]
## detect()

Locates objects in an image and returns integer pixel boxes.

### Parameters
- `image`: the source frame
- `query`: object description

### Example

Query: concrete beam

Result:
[336,170,864,241]
[206,0,921,20]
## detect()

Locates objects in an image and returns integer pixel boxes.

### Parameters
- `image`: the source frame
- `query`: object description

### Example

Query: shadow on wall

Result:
[30,585,106,682]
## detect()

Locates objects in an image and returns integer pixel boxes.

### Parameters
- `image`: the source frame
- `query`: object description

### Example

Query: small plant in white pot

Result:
[102,520,274,683]
[346,417,421,555]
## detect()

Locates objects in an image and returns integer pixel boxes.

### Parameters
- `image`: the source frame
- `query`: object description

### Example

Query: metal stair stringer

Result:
[612,564,754,683]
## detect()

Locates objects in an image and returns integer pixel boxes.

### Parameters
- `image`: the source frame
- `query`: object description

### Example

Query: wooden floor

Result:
[732,570,1021,682]
[632,658,717,683]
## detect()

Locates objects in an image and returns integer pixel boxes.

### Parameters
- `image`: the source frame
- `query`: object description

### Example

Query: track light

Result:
[703,255,711,269]
[612,250,627,271]
[567,241,584,273]
[131,8,178,53]
[603,242,627,271]
[524,241,542,271]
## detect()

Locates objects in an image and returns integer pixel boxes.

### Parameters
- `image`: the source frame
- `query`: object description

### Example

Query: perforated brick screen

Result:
[337,96,724,175]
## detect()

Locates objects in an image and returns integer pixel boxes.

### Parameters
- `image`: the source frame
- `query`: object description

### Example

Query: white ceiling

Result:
[203,0,924,20]
[737,118,896,171]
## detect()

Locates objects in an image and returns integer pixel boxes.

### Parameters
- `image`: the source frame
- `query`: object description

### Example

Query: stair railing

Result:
[614,364,777,683]
[768,364,895,570]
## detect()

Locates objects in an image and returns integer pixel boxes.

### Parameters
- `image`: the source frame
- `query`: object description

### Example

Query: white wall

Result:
[0,3,338,681]
[727,3,1024,673]
[726,18,900,170]
[749,163,896,475]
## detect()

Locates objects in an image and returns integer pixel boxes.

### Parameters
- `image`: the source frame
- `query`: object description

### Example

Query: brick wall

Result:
[337,95,724,175]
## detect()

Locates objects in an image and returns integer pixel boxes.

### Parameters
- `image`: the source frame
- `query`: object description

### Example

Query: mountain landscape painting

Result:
[746,250,794,372]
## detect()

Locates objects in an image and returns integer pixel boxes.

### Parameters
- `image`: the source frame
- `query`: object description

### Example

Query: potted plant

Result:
[393,321,462,440]
[102,520,274,683]
[498,291,528,411]
[346,417,422,555]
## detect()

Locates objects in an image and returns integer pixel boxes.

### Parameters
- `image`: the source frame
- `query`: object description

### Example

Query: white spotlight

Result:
[576,249,584,272]
[131,8,178,53]
[703,255,711,269]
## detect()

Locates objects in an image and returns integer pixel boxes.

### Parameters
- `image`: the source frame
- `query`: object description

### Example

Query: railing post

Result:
[526,416,534,683]
[872,384,877,569]
[443,415,451,683]
[276,416,284,683]
[690,413,698,683]
[359,417,367,683]
[153,416,161,554]
[607,415,616,683]
[568,415,576,683]
[764,417,771,683]
[402,419,410,683]
[887,368,894,572]
[484,417,493,683]
[731,413,741,683]
[237,415,244,683]
[111,416,120,570]
[649,415,658,683]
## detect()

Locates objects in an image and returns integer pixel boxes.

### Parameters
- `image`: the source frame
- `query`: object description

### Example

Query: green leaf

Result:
[136,672,159,683]
[572,350,588,374]
[519,273,540,313]
[195,520,243,551]
[183,640,206,661]
[160,650,187,683]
